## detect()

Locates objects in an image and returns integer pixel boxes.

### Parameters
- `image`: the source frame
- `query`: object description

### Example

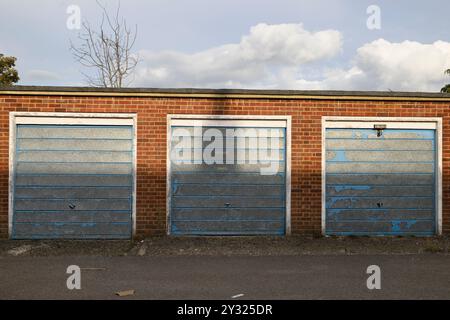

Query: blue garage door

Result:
[12,124,134,239]
[170,125,286,235]
[325,128,436,236]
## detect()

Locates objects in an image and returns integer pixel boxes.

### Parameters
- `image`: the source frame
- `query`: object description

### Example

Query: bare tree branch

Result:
[70,0,139,87]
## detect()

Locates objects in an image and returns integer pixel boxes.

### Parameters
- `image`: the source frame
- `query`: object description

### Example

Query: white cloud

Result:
[134,23,342,88]
[298,39,450,92]
[352,39,450,91]
[133,23,450,92]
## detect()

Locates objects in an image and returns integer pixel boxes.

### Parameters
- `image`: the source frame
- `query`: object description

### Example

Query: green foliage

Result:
[441,84,450,93]
[0,54,19,86]
[442,69,450,93]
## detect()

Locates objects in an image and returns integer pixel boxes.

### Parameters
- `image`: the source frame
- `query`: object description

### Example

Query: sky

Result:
[1,0,450,92]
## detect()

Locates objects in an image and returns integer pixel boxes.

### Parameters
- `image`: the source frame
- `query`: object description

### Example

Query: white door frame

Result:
[8,112,138,238]
[167,114,292,235]
[322,116,443,236]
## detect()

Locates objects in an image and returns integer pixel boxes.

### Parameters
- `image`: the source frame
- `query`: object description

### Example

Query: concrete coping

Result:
[1,85,450,101]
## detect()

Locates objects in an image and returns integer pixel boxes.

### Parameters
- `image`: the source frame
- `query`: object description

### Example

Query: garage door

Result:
[325,125,437,236]
[12,119,135,239]
[169,118,288,235]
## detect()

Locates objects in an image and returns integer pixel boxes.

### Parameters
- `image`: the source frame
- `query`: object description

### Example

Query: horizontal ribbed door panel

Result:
[325,128,436,236]
[12,125,133,239]
[170,125,286,235]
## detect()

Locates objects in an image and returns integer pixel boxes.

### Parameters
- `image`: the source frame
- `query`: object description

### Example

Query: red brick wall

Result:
[1,94,449,238]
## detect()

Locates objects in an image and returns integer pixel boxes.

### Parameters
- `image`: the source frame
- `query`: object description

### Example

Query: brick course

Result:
[1,91,449,238]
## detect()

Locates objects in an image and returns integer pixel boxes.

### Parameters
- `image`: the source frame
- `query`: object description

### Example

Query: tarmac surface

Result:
[1,254,449,299]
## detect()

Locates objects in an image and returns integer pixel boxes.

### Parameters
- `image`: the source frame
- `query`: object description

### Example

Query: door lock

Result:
[373,124,386,137]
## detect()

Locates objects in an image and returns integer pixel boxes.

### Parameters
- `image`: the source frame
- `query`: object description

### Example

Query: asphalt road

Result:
[0,254,449,299]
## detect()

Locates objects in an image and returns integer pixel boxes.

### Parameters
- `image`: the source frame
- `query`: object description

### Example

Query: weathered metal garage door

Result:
[325,128,436,235]
[169,120,287,235]
[12,124,133,239]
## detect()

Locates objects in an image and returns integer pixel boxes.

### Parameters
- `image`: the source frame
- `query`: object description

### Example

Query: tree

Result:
[441,69,450,93]
[70,1,138,88]
[0,54,19,86]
